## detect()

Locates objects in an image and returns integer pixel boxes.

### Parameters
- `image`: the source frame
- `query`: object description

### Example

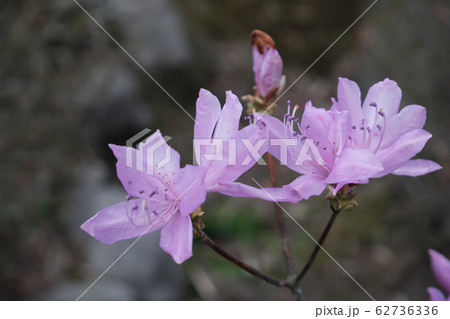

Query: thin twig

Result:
[266,153,295,276]
[294,204,340,285]
[195,227,291,288]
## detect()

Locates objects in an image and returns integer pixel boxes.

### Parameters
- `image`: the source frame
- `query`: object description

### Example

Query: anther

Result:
[305,125,310,129]
[376,124,382,131]
[370,102,377,107]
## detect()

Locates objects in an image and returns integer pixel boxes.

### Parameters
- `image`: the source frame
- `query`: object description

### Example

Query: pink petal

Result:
[336,78,364,142]
[326,148,383,184]
[392,159,442,176]
[173,165,207,216]
[429,249,450,294]
[137,130,180,177]
[81,199,174,245]
[300,101,333,146]
[327,110,349,160]
[374,129,432,177]
[381,104,427,149]
[209,181,300,203]
[362,78,402,122]
[213,90,242,139]
[159,213,193,264]
[204,123,268,186]
[194,89,221,159]
[252,46,264,89]
[427,287,446,301]
[258,48,283,97]
[110,131,180,197]
[284,174,328,200]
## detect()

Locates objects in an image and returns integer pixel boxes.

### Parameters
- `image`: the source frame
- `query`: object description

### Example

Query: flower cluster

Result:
[81,30,441,275]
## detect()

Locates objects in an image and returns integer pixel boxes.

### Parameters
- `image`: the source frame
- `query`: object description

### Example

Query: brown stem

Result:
[266,153,295,276]
[195,227,291,288]
[294,204,340,285]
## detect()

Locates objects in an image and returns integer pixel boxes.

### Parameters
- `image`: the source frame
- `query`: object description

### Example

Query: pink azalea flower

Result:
[331,78,441,179]
[81,131,207,264]
[81,89,274,263]
[428,249,450,301]
[256,78,441,201]
[252,42,284,100]
[256,101,383,201]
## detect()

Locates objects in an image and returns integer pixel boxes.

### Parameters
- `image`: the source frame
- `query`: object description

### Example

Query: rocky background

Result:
[1,0,449,300]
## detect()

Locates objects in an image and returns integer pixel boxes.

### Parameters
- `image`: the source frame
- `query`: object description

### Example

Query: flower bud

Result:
[250,30,284,102]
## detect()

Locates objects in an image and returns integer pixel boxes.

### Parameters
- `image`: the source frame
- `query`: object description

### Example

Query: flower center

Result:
[358,102,386,153]
[125,187,175,226]
[283,101,301,137]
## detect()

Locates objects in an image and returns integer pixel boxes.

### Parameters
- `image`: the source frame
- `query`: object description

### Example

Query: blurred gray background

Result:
[1,0,449,300]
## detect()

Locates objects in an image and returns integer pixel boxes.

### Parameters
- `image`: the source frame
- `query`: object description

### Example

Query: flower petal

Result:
[173,165,207,216]
[381,104,427,149]
[374,129,432,177]
[110,130,180,197]
[362,78,402,122]
[159,213,193,264]
[213,90,242,139]
[252,46,264,89]
[335,78,364,143]
[259,48,283,97]
[209,181,300,203]
[427,287,446,301]
[300,101,333,147]
[284,174,328,200]
[204,123,268,186]
[326,148,383,184]
[429,249,450,294]
[194,89,221,159]
[81,199,174,245]
[392,159,442,176]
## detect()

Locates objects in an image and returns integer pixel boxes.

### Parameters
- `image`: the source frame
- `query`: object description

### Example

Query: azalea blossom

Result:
[256,78,441,201]
[81,89,273,264]
[330,78,441,180]
[81,131,207,264]
[251,30,285,101]
[428,249,450,301]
